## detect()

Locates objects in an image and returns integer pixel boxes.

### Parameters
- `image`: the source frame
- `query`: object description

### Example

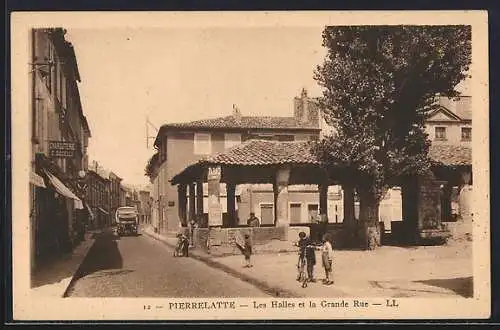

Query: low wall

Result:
[192,226,311,257]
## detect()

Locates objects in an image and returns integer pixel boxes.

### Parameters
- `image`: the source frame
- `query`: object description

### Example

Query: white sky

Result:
[64,27,326,186]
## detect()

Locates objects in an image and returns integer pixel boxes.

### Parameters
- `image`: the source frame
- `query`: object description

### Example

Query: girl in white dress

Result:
[321,233,334,285]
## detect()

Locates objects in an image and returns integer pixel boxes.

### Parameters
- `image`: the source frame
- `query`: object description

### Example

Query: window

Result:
[435,127,447,140]
[224,133,242,149]
[461,127,471,141]
[307,204,319,222]
[289,203,302,224]
[260,203,274,225]
[194,133,211,155]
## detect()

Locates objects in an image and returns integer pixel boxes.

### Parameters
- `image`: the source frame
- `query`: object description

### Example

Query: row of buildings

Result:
[86,162,153,230]
[145,88,472,239]
[28,28,152,275]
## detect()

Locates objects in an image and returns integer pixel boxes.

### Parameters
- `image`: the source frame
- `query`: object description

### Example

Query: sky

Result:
[64,27,327,187]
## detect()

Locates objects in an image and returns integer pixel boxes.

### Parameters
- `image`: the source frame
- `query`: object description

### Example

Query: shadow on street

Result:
[72,230,124,282]
[415,276,474,298]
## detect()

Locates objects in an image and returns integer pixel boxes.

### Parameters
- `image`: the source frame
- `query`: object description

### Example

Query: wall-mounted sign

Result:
[168,201,175,207]
[48,140,77,158]
[208,201,222,227]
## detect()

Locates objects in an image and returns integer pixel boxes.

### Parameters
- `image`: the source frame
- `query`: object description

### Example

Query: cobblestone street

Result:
[66,229,269,297]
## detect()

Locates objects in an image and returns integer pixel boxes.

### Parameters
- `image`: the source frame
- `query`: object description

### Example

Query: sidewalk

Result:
[143,226,473,299]
[31,229,102,298]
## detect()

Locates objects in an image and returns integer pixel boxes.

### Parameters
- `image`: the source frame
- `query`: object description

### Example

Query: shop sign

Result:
[48,140,77,158]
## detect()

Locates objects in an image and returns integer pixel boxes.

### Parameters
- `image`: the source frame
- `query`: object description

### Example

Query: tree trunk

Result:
[357,185,381,250]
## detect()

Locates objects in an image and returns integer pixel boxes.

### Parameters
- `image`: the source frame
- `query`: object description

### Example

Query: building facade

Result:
[147,90,321,234]
[138,190,152,224]
[86,169,111,229]
[29,28,91,271]
[147,89,472,234]
[108,171,123,222]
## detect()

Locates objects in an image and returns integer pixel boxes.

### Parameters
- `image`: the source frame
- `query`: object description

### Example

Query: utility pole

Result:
[146,116,158,149]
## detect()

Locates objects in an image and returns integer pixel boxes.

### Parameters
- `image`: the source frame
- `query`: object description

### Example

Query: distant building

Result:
[119,186,127,208]
[426,96,472,146]
[86,170,111,228]
[147,89,321,234]
[138,190,152,224]
[109,171,123,220]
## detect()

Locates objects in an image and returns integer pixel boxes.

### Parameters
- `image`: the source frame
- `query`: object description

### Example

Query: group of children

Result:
[297,231,334,285]
[235,231,335,286]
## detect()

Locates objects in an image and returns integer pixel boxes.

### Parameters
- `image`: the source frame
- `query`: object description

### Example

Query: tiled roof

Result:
[429,144,472,166]
[161,115,320,131]
[199,139,320,166]
[171,141,471,184]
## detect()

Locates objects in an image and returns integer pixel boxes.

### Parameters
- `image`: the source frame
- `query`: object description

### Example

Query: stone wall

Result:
[192,226,310,257]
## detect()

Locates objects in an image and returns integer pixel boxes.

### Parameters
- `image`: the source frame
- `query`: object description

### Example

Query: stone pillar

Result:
[207,166,222,227]
[226,183,236,227]
[274,168,290,227]
[441,182,453,222]
[459,170,473,221]
[188,183,196,222]
[177,184,187,227]
[196,179,204,219]
[342,183,355,226]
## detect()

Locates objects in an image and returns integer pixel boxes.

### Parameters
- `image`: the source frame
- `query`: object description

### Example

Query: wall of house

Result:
[425,122,472,145]
[31,29,92,269]
[158,128,319,233]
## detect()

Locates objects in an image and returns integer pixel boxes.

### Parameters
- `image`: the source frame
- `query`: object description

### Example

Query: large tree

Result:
[313,25,471,249]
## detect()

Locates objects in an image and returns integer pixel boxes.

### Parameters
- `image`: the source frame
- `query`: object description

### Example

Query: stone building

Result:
[29,28,92,271]
[146,89,321,234]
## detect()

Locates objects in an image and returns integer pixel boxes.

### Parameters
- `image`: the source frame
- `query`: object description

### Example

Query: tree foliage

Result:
[144,152,159,179]
[313,25,472,199]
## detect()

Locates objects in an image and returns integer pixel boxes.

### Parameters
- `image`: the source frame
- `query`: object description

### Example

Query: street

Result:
[66,229,270,297]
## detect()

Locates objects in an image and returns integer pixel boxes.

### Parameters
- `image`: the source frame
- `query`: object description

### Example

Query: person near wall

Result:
[188,217,197,247]
[247,212,260,227]
[235,233,253,268]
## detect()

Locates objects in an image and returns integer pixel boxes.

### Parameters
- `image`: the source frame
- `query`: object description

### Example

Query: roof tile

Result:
[162,115,319,130]
[429,144,472,166]
[199,140,320,166]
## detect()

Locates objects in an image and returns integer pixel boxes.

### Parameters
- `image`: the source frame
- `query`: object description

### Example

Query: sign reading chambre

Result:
[48,140,77,158]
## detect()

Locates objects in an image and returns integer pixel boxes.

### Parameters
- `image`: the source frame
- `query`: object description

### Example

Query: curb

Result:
[61,230,103,298]
[143,229,304,298]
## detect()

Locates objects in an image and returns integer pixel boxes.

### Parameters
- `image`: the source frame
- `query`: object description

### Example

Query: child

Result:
[243,234,253,267]
[174,232,189,257]
[296,232,307,281]
[235,233,253,268]
[296,232,316,282]
[321,233,334,285]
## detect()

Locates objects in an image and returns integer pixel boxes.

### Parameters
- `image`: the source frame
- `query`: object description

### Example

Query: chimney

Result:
[232,104,242,123]
[294,88,309,124]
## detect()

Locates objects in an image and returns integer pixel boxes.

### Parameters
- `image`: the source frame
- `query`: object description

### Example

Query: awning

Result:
[98,207,109,215]
[43,169,83,209]
[30,171,46,188]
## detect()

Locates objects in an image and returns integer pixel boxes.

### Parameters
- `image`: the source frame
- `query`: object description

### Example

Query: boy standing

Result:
[243,234,253,267]
[236,233,253,268]
[297,232,316,282]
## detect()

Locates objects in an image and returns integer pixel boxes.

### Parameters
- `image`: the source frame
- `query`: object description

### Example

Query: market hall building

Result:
[147,89,472,248]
